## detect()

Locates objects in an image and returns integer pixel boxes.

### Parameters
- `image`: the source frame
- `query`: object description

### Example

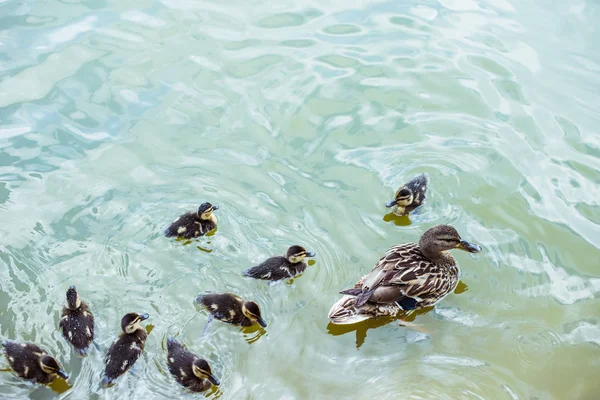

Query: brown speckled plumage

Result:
[330,225,481,324]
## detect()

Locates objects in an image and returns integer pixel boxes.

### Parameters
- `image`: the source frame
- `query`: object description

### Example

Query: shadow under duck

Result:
[385,173,428,216]
[196,293,267,329]
[164,202,219,239]
[100,312,149,388]
[242,245,316,282]
[2,340,68,384]
[328,225,481,325]
[59,285,94,356]
[167,338,220,392]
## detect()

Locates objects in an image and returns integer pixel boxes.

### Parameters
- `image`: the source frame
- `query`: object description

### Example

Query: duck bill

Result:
[207,374,220,386]
[457,240,482,253]
[256,317,267,328]
[385,200,397,208]
[57,370,69,380]
[139,313,150,321]
[211,205,219,211]
[306,251,316,257]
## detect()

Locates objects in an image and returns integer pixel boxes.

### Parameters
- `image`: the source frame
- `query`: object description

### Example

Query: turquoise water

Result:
[1,0,599,399]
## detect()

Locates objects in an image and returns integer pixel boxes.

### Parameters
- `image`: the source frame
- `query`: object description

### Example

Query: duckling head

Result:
[197,202,219,220]
[40,355,68,380]
[121,312,150,334]
[386,188,413,209]
[419,225,482,260]
[286,245,316,264]
[192,359,220,386]
[65,285,81,310]
[242,301,267,328]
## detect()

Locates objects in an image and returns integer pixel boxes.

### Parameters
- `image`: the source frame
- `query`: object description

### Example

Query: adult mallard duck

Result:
[328,225,481,325]
[165,202,219,239]
[385,173,428,216]
[59,285,95,356]
[100,312,150,388]
[242,245,316,282]
[2,340,68,384]
[167,338,220,392]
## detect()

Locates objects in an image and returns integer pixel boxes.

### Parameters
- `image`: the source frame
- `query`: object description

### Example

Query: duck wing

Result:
[341,242,449,308]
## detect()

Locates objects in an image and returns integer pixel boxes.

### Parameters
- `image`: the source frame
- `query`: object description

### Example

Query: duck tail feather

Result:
[339,288,362,296]
[355,289,375,307]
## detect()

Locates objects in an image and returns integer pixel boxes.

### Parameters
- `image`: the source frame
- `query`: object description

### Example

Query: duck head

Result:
[241,301,267,328]
[192,358,220,386]
[121,312,149,334]
[286,245,316,264]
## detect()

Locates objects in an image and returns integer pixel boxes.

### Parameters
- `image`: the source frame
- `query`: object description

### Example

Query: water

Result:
[1,0,599,398]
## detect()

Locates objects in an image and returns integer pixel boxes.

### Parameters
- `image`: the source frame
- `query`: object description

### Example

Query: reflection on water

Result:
[1,0,599,398]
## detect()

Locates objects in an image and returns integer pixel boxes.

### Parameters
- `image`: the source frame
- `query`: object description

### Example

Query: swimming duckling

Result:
[196,293,267,329]
[59,285,94,356]
[329,225,481,325]
[100,312,149,388]
[167,338,220,392]
[165,202,219,239]
[385,173,428,216]
[2,340,68,384]
[242,245,316,282]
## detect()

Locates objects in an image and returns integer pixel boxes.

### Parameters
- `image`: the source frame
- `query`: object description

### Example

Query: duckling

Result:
[329,225,481,325]
[196,293,267,329]
[2,340,68,384]
[242,245,316,282]
[385,173,428,216]
[59,285,94,356]
[164,202,219,239]
[166,338,220,392]
[100,312,149,388]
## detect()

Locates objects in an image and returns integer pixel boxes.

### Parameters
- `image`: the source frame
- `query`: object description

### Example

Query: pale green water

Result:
[1,0,599,399]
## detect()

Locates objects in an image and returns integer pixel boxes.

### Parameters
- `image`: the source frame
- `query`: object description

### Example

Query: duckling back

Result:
[59,302,94,356]
[101,329,147,388]
[164,212,216,239]
[2,340,56,384]
[197,293,251,326]
[167,338,213,392]
[243,256,304,281]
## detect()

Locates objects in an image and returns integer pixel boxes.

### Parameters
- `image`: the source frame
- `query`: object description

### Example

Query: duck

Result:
[166,338,220,392]
[2,340,68,384]
[385,173,428,216]
[196,293,267,329]
[164,202,219,239]
[59,285,95,356]
[100,312,149,388]
[242,245,316,282]
[328,224,482,325]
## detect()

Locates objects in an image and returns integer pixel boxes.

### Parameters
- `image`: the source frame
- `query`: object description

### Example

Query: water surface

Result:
[1,0,599,399]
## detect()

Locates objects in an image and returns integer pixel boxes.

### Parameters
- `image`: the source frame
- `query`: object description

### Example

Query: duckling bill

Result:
[100,312,149,388]
[196,293,266,328]
[329,224,481,325]
[167,338,219,392]
[165,202,218,239]
[385,173,428,216]
[243,245,316,282]
[2,340,68,384]
[59,285,95,356]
